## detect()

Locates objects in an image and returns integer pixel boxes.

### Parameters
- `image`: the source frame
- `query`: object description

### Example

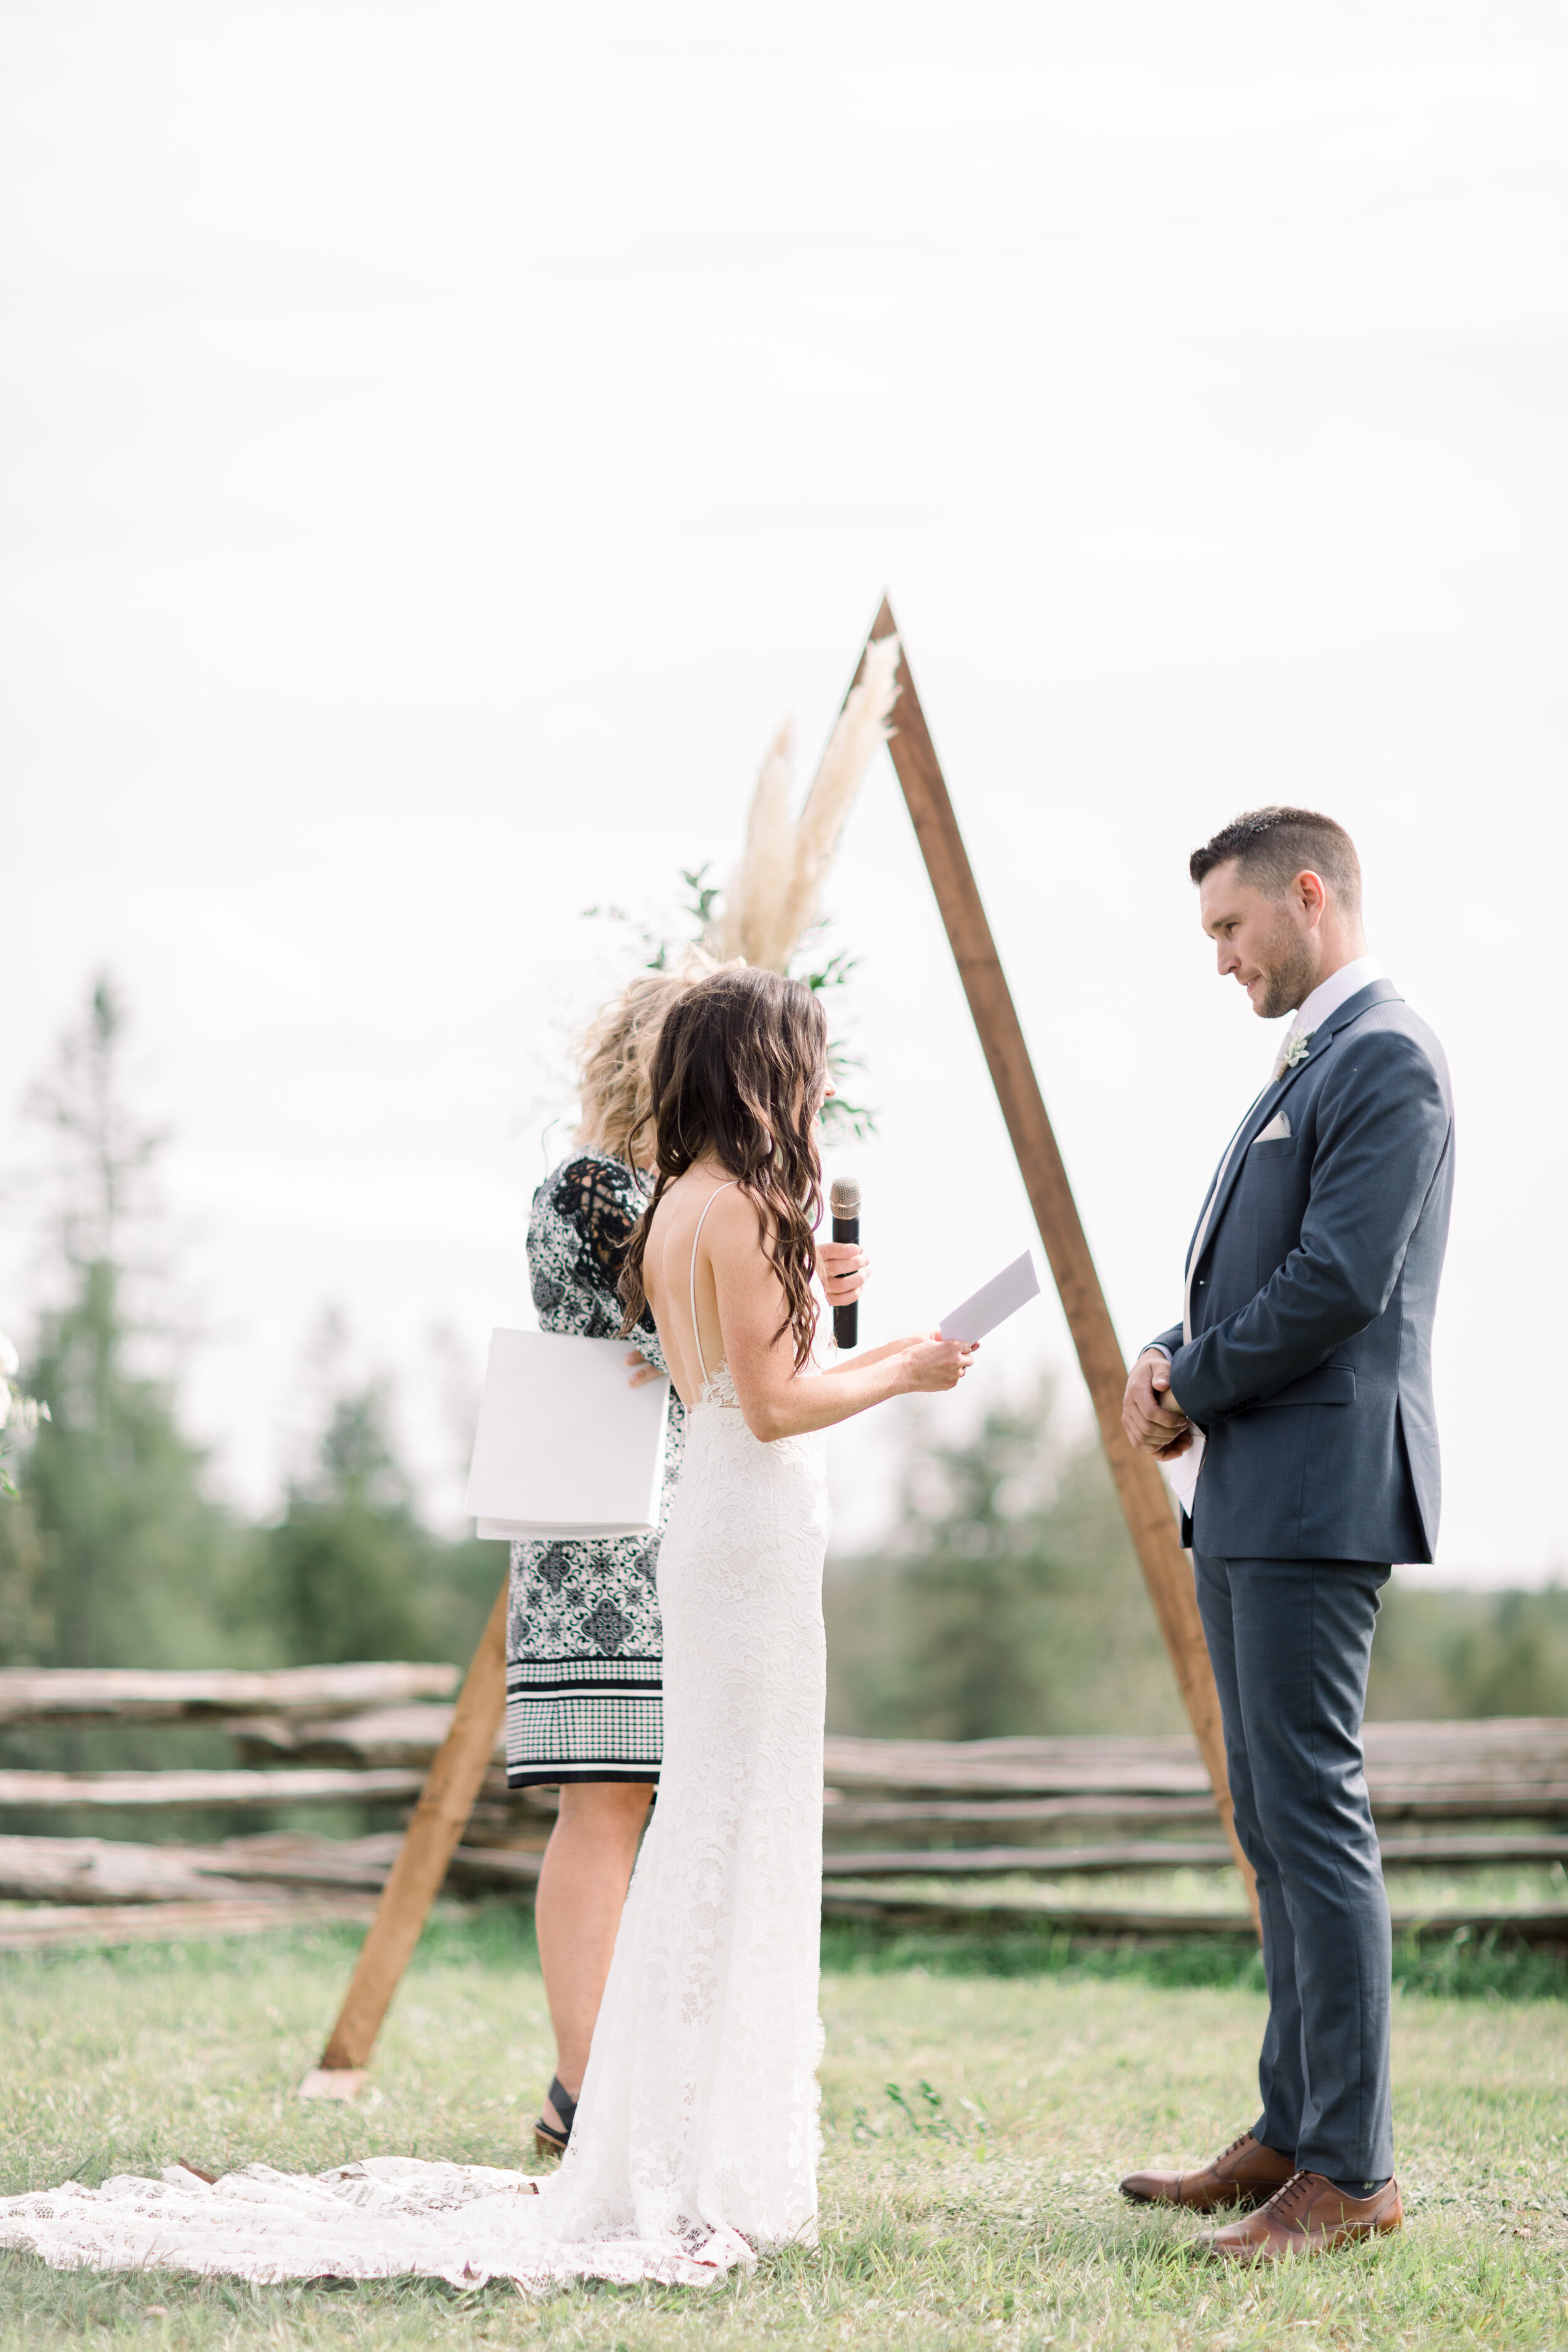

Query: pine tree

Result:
[0,978,245,1670]
[824,1380,1187,1740]
[257,1370,444,1665]
[248,1319,501,1670]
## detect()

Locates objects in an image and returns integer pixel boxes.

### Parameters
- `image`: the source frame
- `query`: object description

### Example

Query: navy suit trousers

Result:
[1194,1552,1394,2183]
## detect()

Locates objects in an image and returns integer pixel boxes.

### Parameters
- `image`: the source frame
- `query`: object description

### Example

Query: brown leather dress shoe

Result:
[1196,2170,1403,2259]
[1120,2131,1296,2213]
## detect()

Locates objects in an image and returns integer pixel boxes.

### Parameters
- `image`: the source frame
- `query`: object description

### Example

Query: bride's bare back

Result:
[642,1155,977,1439]
[642,1165,743,1409]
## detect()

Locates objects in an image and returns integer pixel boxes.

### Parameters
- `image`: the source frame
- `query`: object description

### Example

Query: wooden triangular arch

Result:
[302,603,1255,2094]
[852,598,1250,1897]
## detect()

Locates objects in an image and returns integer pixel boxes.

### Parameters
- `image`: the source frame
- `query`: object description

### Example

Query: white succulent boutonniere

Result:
[1283,1030,1313,1069]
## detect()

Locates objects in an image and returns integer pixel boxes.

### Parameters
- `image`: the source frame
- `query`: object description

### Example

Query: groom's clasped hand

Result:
[1121,1351,1191,1459]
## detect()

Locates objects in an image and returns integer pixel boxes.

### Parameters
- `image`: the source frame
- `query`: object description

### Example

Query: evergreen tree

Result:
[0,978,245,1670]
[824,1379,1186,1740]
[827,1387,1568,1738]
[257,1370,443,1664]
[251,1326,501,1669]
[1367,1581,1568,1720]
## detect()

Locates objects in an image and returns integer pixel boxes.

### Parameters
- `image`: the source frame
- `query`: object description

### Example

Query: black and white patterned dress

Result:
[504,1153,683,1787]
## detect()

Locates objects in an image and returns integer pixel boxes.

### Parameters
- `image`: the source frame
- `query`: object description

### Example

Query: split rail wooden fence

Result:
[3,1666,1566,1951]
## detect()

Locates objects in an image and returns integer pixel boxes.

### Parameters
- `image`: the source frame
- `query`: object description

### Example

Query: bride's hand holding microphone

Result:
[816,1196,975,1394]
[815,1175,972,1396]
[816,1236,869,1313]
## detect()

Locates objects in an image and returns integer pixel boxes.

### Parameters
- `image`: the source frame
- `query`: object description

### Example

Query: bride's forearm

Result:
[736,1351,913,1441]
[821,1335,914,1376]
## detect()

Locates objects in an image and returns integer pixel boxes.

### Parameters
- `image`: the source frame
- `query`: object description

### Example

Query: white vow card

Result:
[939,1250,1042,1344]
[464,1329,671,1540]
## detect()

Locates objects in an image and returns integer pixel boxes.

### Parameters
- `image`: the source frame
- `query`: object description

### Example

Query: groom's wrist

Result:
[1140,1342,1189,1419]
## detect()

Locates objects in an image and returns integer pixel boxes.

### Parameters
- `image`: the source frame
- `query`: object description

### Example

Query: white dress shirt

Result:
[1270,953,1384,1078]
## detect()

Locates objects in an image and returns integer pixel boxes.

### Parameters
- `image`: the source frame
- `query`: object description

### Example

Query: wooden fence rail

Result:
[3,1825,1564,1907]
[5,1670,1560,1798]
[824,1721,1568,1797]
[3,1707,1567,1826]
[818,1891,1568,1944]
[0,1832,541,1905]
[0,1663,458,1727]
[0,1768,435,1808]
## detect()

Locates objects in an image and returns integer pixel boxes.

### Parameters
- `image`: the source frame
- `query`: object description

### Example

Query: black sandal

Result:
[533,2075,578,2158]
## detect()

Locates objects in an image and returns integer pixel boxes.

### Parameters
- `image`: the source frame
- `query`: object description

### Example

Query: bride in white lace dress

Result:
[0,968,975,2295]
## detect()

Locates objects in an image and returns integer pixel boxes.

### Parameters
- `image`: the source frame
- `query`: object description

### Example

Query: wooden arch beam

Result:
[859,597,1256,1918]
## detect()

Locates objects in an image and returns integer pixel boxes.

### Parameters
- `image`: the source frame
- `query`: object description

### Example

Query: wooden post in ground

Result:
[299,1576,511,2095]
[862,599,1259,1927]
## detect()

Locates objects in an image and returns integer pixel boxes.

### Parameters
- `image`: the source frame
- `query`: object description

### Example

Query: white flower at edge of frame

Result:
[0,1330,17,1379]
[1283,1031,1313,1069]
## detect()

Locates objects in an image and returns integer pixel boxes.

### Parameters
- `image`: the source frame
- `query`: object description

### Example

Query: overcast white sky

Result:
[2,0,1564,1581]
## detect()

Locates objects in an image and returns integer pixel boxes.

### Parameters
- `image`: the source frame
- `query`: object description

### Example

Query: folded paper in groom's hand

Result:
[939,1250,1042,1345]
[465,1329,671,1540]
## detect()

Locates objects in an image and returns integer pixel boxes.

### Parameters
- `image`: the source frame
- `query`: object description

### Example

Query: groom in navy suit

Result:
[1118,807,1453,2260]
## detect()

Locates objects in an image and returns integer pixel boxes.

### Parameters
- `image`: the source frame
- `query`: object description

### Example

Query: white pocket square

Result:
[1253,1110,1292,1144]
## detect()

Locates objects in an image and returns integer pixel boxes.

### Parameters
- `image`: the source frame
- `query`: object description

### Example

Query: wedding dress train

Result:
[0,1192,832,2292]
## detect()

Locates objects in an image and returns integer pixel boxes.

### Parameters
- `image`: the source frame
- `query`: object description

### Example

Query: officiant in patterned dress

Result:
[509,967,869,2158]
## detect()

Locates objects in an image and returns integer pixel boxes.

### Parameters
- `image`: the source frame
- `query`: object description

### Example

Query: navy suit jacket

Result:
[1153,978,1453,1564]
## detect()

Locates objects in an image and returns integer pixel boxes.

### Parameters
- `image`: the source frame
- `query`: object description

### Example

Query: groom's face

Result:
[1200,859,1320,1021]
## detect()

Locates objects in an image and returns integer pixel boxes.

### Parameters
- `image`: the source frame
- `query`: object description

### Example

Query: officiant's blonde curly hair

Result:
[576,956,722,1167]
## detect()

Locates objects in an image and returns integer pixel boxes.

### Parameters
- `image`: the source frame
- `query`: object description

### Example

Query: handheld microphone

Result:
[829,1175,861,1351]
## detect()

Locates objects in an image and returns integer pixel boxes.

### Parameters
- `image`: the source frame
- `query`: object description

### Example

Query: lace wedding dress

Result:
[0,1185,832,2294]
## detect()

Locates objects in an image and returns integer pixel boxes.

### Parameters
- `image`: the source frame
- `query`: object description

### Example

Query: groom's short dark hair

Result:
[1190,807,1362,914]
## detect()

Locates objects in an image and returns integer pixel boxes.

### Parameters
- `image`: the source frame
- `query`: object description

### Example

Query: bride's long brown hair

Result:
[620,967,827,1372]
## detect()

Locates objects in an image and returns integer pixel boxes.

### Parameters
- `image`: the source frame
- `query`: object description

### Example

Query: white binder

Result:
[464,1329,671,1541]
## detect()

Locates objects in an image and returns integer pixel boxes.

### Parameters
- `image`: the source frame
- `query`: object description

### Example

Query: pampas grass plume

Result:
[711,635,901,975]
[712,719,796,968]
[778,633,900,956]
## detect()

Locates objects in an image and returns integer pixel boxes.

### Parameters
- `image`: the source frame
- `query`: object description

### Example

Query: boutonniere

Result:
[1283,1030,1313,1069]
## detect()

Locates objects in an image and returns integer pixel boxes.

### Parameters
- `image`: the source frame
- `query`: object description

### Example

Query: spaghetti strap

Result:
[688,1180,739,1389]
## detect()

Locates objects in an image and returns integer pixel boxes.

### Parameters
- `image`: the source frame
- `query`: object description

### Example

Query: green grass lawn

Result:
[1,1909,1565,2349]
